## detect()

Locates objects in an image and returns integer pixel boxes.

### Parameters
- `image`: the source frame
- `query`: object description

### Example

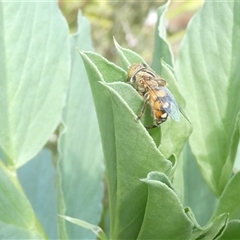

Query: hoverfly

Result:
[127,63,180,129]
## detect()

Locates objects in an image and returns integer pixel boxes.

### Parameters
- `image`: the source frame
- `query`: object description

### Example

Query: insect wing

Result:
[156,86,180,122]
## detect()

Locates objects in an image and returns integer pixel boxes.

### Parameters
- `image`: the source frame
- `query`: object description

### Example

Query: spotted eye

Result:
[130,75,136,83]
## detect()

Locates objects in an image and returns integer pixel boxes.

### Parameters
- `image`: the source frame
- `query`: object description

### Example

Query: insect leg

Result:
[136,92,150,121]
[145,124,158,129]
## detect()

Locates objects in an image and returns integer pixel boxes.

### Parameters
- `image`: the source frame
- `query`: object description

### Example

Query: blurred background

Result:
[59,0,203,64]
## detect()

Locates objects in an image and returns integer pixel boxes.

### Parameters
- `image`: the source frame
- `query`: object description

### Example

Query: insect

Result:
[127,63,180,129]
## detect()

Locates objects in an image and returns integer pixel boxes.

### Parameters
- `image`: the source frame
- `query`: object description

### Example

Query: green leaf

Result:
[0,1,70,167]
[80,51,172,239]
[0,160,46,239]
[183,143,217,226]
[152,1,174,71]
[219,220,240,240]
[184,207,204,231]
[60,215,107,240]
[185,208,228,240]
[113,38,147,70]
[190,212,228,240]
[114,41,192,159]
[150,2,193,159]
[176,1,240,196]
[211,172,240,221]
[234,142,240,171]
[17,149,58,239]
[138,171,193,239]
[172,153,184,203]
[0,222,44,240]
[58,13,104,239]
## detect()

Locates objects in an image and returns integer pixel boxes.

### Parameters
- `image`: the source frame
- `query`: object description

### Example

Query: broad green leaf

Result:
[138,171,193,239]
[185,207,228,240]
[151,2,193,160]
[0,1,70,167]
[185,208,229,239]
[152,1,174,71]
[176,1,240,196]
[190,212,228,240]
[17,149,58,239]
[219,220,240,240]
[211,171,240,221]
[58,13,104,239]
[113,38,147,70]
[80,51,172,239]
[0,160,46,239]
[60,215,107,240]
[172,152,184,203]
[184,207,204,231]
[234,142,240,171]
[0,222,44,240]
[183,143,217,226]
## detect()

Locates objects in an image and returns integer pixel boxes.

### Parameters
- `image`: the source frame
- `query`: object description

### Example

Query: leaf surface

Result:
[81,50,172,239]
[0,160,45,239]
[58,13,104,239]
[0,1,70,167]
[17,149,58,239]
[176,1,240,195]
[152,1,174,70]
[60,215,107,240]
[211,172,240,221]
[219,220,240,240]
[138,171,193,239]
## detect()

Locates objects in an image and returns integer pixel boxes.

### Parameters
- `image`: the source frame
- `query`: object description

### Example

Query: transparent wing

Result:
[156,86,180,122]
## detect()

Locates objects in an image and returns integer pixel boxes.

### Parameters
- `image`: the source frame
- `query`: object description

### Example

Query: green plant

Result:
[0,2,103,239]
[68,1,240,239]
[0,1,239,240]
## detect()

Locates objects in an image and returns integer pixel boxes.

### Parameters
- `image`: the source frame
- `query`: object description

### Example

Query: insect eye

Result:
[130,75,136,83]
[142,63,147,68]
